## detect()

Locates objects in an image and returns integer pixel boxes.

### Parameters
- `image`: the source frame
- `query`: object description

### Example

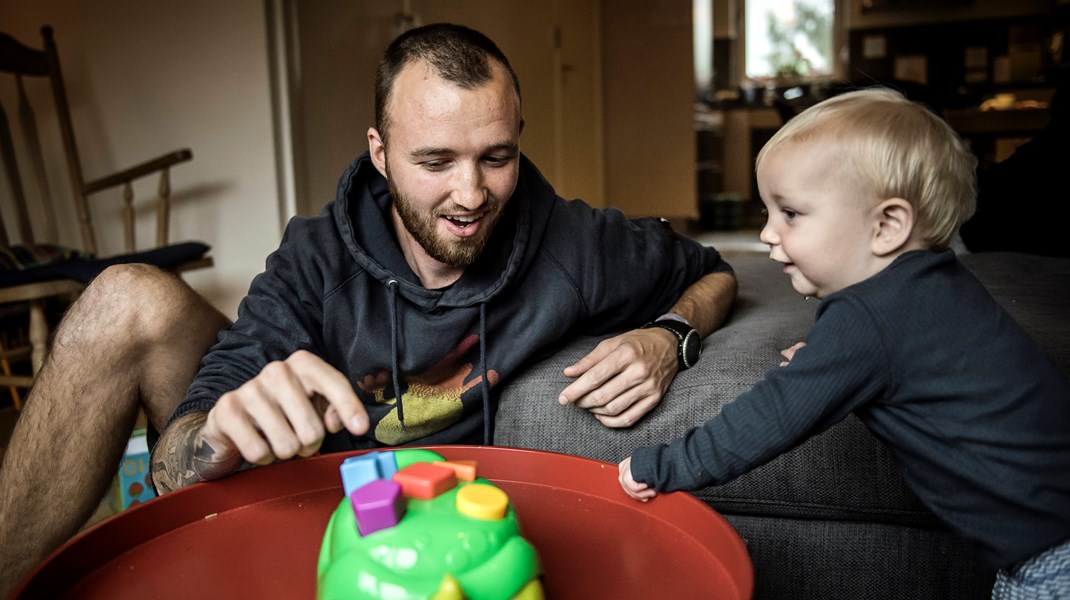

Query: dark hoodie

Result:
[172,152,731,450]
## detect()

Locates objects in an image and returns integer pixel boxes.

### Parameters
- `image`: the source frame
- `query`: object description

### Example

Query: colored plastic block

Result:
[340,451,399,498]
[438,459,477,481]
[351,478,405,536]
[392,462,458,500]
[456,483,508,520]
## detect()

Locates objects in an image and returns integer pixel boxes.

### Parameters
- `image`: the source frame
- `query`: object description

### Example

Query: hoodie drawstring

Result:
[385,280,491,445]
[479,303,490,446]
[387,279,405,432]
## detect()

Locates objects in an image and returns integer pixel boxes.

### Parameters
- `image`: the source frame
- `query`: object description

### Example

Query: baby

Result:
[619,88,1070,598]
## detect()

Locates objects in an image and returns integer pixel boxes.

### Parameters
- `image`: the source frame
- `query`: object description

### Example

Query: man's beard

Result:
[388,176,503,269]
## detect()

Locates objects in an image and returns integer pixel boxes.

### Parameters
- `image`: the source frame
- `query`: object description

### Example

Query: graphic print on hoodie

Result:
[360,333,499,445]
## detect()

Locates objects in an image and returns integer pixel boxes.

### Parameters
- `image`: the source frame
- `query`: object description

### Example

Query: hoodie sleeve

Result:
[545,200,732,335]
[169,216,332,423]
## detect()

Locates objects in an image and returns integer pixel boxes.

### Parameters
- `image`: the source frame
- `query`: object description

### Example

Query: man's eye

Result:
[484,155,512,166]
[422,160,448,170]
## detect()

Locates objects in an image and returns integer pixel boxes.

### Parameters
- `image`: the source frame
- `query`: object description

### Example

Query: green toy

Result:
[317,449,543,599]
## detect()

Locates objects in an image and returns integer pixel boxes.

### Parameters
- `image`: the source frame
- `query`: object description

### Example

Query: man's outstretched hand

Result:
[151,350,368,493]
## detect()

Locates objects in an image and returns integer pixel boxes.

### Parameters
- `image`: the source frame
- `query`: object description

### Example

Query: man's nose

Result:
[452,165,486,210]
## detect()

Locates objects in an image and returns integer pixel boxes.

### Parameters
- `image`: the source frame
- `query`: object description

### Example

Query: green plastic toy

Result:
[317,449,543,599]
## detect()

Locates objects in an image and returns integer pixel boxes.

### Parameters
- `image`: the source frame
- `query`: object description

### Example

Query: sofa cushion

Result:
[494,251,1070,527]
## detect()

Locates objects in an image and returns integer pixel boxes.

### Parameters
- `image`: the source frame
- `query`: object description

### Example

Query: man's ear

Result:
[872,197,915,256]
[367,127,388,178]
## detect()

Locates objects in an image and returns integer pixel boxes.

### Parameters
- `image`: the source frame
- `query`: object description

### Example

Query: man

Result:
[0,23,735,594]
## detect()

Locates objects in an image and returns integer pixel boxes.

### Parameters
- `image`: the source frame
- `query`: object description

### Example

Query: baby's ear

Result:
[872,198,915,256]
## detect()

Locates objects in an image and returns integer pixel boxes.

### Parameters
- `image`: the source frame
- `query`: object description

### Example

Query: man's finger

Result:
[252,362,327,458]
[287,350,369,436]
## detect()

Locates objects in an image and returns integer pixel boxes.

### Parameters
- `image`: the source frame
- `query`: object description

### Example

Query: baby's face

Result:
[756,141,887,298]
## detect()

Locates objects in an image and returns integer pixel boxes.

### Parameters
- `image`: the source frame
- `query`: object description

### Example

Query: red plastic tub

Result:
[13,446,752,599]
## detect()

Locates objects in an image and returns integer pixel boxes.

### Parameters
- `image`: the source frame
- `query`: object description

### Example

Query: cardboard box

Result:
[116,428,156,510]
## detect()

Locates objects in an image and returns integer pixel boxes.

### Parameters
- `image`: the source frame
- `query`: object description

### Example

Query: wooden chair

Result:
[0,26,213,408]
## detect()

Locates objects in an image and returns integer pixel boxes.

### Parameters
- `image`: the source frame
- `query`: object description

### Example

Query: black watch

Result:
[642,319,701,370]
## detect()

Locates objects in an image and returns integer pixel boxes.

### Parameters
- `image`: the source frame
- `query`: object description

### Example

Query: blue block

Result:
[375,451,398,480]
[339,451,400,498]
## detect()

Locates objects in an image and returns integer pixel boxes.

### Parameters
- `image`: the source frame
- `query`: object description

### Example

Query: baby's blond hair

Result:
[756,88,977,249]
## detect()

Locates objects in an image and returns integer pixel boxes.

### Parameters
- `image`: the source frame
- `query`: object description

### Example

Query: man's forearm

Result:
[150,411,210,494]
[665,271,737,336]
[150,410,244,494]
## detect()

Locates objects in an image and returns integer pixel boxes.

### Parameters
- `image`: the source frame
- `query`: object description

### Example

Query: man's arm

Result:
[558,270,737,427]
[150,351,370,493]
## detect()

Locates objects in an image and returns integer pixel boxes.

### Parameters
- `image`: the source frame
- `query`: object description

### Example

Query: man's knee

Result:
[56,264,206,346]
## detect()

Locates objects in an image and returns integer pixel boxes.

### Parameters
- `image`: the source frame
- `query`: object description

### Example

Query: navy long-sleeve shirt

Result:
[631,249,1070,569]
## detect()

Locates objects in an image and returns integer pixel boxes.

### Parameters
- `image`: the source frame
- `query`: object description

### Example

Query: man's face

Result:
[369,60,522,280]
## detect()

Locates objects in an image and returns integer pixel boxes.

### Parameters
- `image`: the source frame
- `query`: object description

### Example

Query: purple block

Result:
[351,479,405,536]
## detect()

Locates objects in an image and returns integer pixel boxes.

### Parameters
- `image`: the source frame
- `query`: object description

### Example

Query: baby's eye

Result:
[782,209,797,220]
[759,207,769,216]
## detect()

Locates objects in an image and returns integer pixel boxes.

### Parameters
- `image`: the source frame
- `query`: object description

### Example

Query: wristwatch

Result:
[642,317,701,370]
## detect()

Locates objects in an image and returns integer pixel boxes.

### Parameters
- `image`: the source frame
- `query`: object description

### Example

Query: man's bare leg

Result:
[0,264,231,595]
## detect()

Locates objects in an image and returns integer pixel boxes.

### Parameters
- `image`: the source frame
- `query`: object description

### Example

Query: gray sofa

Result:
[494,250,1070,600]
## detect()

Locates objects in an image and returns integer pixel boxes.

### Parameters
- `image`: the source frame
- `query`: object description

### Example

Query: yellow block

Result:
[455,483,508,520]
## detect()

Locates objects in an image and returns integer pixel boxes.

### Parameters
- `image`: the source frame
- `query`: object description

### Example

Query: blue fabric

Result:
[0,241,210,286]
[993,538,1070,599]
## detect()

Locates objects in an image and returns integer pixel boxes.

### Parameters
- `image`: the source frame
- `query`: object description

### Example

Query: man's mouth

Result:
[442,213,483,237]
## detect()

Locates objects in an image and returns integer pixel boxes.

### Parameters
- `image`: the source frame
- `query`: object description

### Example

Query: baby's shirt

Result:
[630,249,1070,569]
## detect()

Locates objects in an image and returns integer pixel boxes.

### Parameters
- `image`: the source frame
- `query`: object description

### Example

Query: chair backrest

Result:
[0,26,192,257]
[0,28,58,249]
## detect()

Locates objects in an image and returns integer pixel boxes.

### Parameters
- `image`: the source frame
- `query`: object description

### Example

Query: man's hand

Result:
[151,350,368,492]
[558,329,677,428]
[618,457,657,502]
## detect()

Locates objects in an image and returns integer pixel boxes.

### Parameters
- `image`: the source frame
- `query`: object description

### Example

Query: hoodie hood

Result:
[325,151,556,442]
[330,151,553,311]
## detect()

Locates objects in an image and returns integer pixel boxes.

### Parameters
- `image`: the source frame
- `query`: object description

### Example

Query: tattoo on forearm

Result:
[150,413,208,494]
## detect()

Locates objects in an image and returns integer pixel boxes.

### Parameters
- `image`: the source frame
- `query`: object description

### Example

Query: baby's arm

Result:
[618,457,657,502]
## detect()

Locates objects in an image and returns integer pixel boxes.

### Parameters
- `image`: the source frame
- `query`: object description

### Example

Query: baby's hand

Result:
[779,341,807,366]
[618,457,657,502]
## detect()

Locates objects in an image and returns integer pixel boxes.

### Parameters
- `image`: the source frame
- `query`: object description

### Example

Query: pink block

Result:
[351,479,405,536]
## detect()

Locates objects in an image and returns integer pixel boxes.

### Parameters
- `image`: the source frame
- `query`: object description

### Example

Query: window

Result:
[744,0,835,80]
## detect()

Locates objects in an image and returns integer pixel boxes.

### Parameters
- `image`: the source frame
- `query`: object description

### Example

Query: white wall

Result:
[0,0,282,318]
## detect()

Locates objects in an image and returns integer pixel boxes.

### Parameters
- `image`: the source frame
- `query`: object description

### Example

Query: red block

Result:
[391,463,457,499]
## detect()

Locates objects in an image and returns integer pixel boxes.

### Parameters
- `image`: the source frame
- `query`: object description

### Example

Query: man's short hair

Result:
[375,23,522,144]
[756,88,977,250]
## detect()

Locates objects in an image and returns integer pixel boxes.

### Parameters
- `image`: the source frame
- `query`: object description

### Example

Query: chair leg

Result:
[29,300,48,375]
[0,339,22,410]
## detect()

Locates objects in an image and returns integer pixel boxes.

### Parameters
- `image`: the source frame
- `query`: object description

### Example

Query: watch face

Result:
[682,330,701,368]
